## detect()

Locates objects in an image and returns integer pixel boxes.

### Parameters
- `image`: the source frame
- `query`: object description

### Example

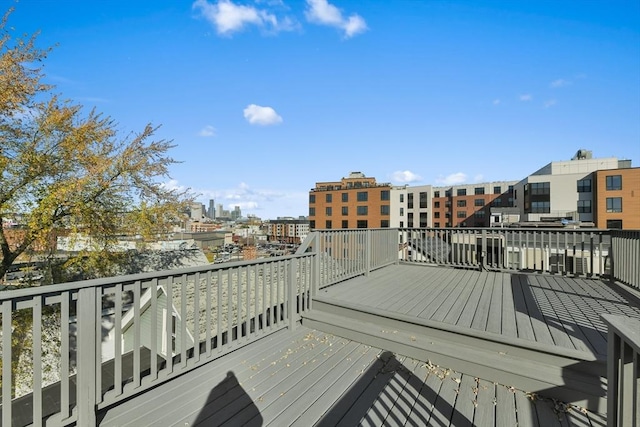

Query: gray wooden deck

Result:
[316,264,640,359]
[99,326,604,427]
[97,264,636,426]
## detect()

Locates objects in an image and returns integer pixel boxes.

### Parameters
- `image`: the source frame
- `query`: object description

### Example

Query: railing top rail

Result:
[601,314,640,354]
[0,251,315,301]
[399,227,613,234]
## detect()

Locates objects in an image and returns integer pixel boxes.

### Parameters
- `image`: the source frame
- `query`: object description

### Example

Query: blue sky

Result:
[9,0,640,219]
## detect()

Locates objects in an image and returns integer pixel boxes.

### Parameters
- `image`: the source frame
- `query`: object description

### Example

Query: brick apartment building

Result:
[431,182,517,228]
[265,219,310,244]
[592,167,640,229]
[309,172,392,230]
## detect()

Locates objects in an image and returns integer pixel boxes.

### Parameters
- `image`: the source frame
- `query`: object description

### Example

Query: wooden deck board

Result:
[500,272,518,338]
[527,275,579,351]
[486,272,504,335]
[431,269,476,323]
[453,271,488,328]
[403,270,451,317]
[428,270,473,322]
[471,272,495,332]
[449,373,478,426]
[289,344,381,427]
[412,268,469,320]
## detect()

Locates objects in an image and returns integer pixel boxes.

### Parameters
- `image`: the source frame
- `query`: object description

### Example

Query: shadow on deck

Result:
[303,263,640,416]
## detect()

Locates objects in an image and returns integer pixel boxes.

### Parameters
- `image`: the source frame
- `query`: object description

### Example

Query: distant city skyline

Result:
[10,1,640,219]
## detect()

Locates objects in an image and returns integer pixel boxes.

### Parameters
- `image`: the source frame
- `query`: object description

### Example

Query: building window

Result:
[434,201,440,208]
[507,197,514,207]
[357,191,368,201]
[381,205,390,215]
[326,194,332,203]
[508,185,514,193]
[309,220,315,229]
[577,200,591,213]
[474,210,486,218]
[342,206,348,215]
[577,179,591,193]
[400,207,404,216]
[325,207,332,216]
[419,192,428,208]
[342,192,348,202]
[357,206,368,215]
[381,190,390,201]
[457,188,467,196]
[381,220,389,228]
[434,191,440,198]
[457,211,467,218]
[606,175,622,190]
[445,189,452,197]
[434,222,440,228]
[493,186,501,194]
[324,220,332,229]
[407,193,414,209]
[399,221,404,228]
[434,212,440,218]
[530,182,550,195]
[492,198,502,206]
[474,187,485,195]
[606,219,622,229]
[531,201,550,213]
[309,194,315,203]
[606,197,622,213]
[342,220,349,229]
[457,200,467,207]
[407,213,413,228]
[357,220,368,228]
[474,199,484,207]
[419,212,428,227]
[309,207,315,216]
[400,194,404,203]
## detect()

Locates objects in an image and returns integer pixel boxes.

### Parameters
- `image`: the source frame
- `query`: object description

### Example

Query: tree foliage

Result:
[0,9,191,281]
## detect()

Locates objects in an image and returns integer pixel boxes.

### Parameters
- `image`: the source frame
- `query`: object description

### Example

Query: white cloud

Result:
[473,174,484,182]
[435,172,467,185]
[161,179,189,192]
[243,104,283,125]
[493,99,501,105]
[519,94,532,102]
[390,170,422,183]
[305,0,367,38]
[192,0,294,35]
[550,78,571,88]
[544,99,557,108]
[198,125,216,137]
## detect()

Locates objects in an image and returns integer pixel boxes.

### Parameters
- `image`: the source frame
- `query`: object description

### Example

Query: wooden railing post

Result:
[288,258,298,330]
[365,229,372,276]
[76,287,98,427]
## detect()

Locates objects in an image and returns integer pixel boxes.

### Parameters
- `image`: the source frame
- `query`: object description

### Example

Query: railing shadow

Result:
[510,273,615,415]
[316,351,471,426]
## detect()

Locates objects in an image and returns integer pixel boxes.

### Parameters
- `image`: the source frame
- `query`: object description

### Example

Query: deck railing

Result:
[611,230,640,289]
[1,227,639,425]
[0,253,314,426]
[399,227,613,278]
[297,229,398,290]
[602,314,640,427]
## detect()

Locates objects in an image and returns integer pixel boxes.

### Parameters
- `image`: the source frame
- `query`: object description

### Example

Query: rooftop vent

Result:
[348,171,366,178]
[572,149,592,160]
